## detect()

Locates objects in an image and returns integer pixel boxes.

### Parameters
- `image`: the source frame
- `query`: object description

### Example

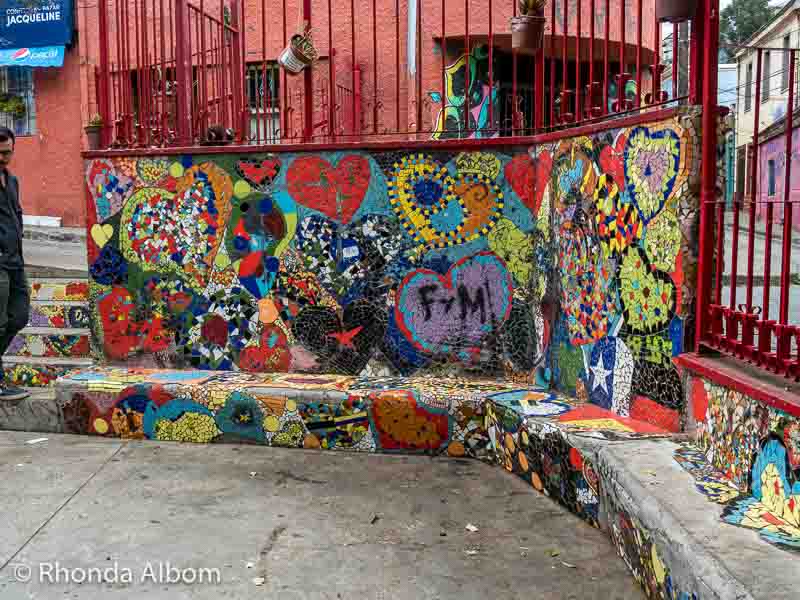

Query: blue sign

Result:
[0,45,64,67]
[0,1,73,49]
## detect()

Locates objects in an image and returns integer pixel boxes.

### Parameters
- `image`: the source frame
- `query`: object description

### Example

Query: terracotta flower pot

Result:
[85,126,102,150]
[511,15,546,54]
[278,35,315,75]
[657,0,697,23]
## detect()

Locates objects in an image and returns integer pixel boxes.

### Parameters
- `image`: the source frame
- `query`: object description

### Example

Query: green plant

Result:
[0,94,26,118]
[291,23,318,61]
[87,114,103,128]
[518,0,546,15]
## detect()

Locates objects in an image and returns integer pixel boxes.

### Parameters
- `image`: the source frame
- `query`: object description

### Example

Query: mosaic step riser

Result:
[29,280,89,302]
[27,304,90,329]
[3,360,93,388]
[8,333,90,359]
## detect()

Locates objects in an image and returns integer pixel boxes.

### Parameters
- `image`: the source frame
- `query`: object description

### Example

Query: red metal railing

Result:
[93,0,701,147]
[96,0,245,147]
[701,42,800,380]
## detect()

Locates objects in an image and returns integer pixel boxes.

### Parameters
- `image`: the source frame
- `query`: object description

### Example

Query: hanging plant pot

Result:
[511,15,546,54]
[85,126,102,151]
[656,0,697,23]
[278,34,316,75]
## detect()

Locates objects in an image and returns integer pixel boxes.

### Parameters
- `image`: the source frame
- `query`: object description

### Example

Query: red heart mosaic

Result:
[286,155,371,223]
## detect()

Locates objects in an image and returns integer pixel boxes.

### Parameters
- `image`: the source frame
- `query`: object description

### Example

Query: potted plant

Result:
[657,0,697,23]
[85,114,103,150]
[511,0,547,54]
[0,94,26,118]
[278,23,317,75]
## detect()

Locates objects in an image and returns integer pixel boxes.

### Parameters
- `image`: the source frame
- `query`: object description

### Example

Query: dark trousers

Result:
[0,268,30,380]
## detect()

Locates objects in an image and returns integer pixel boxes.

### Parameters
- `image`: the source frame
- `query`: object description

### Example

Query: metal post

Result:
[174,0,193,145]
[303,0,313,142]
[777,49,797,360]
[230,0,245,144]
[97,0,111,147]
[695,0,720,350]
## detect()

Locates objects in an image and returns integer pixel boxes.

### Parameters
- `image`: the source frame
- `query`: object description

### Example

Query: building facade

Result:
[733,0,800,206]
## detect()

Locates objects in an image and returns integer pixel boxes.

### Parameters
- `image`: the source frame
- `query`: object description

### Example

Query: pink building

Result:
[757,121,800,233]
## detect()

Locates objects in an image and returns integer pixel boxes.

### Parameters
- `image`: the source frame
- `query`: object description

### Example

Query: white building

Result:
[733,0,800,199]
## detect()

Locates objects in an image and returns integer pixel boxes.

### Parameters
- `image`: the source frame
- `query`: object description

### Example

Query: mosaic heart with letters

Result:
[623,126,682,224]
[120,162,233,291]
[286,155,371,223]
[394,251,513,354]
[387,155,504,257]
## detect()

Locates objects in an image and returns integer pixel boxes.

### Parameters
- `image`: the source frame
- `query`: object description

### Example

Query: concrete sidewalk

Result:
[0,432,644,600]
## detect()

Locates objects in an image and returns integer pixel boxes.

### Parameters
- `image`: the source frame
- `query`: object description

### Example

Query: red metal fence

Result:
[702,44,800,380]
[96,0,245,147]
[94,0,704,146]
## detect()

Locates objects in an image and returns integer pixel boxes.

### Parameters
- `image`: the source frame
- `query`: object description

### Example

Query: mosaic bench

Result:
[54,367,674,456]
[54,368,518,455]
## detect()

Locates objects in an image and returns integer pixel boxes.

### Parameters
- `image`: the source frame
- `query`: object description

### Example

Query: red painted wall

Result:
[12,46,85,227]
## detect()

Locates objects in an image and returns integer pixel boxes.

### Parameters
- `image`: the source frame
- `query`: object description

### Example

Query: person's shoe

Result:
[0,383,29,401]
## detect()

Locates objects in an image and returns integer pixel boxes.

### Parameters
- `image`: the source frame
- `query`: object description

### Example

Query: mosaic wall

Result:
[84,112,699,424]
[541,111,700,431]
[85,150,551,379]
[674,375,800,553]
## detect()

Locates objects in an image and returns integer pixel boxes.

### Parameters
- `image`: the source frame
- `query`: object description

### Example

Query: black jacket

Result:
[0,172,24,268]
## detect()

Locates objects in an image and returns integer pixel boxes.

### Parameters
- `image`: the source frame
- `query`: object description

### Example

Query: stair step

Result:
[4,356,95,366]
[3,357,94,387]
[27,303,90,329]
[8,331,90,358]
[29,279,89,302]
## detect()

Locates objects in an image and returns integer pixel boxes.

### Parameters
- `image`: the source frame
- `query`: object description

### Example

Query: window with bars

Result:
[783,35,791,91]
[0,67,35,136]
[246,62,280,110]
[762,51,771,101]
[245,62,280,142]
[768,159,777,196]
[745,61,753,111]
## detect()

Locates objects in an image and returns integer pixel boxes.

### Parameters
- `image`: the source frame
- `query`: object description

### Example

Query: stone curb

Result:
[596,441,754,600]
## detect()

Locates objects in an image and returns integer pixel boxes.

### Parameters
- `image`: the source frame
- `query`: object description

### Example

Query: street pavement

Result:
[0,432,644,600]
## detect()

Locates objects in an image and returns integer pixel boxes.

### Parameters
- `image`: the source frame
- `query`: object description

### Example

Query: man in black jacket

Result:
[0,127,30,400]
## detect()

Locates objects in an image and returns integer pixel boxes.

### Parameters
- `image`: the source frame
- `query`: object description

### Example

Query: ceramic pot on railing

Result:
[511,14,547,54]
[85,115,103,150]
[657,0,697,23]
[278,33,316,75]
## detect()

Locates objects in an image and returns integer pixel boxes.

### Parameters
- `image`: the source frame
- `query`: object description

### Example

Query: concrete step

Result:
[7,329,90,358]
[28,279,89,302]
[27,301,90,329]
